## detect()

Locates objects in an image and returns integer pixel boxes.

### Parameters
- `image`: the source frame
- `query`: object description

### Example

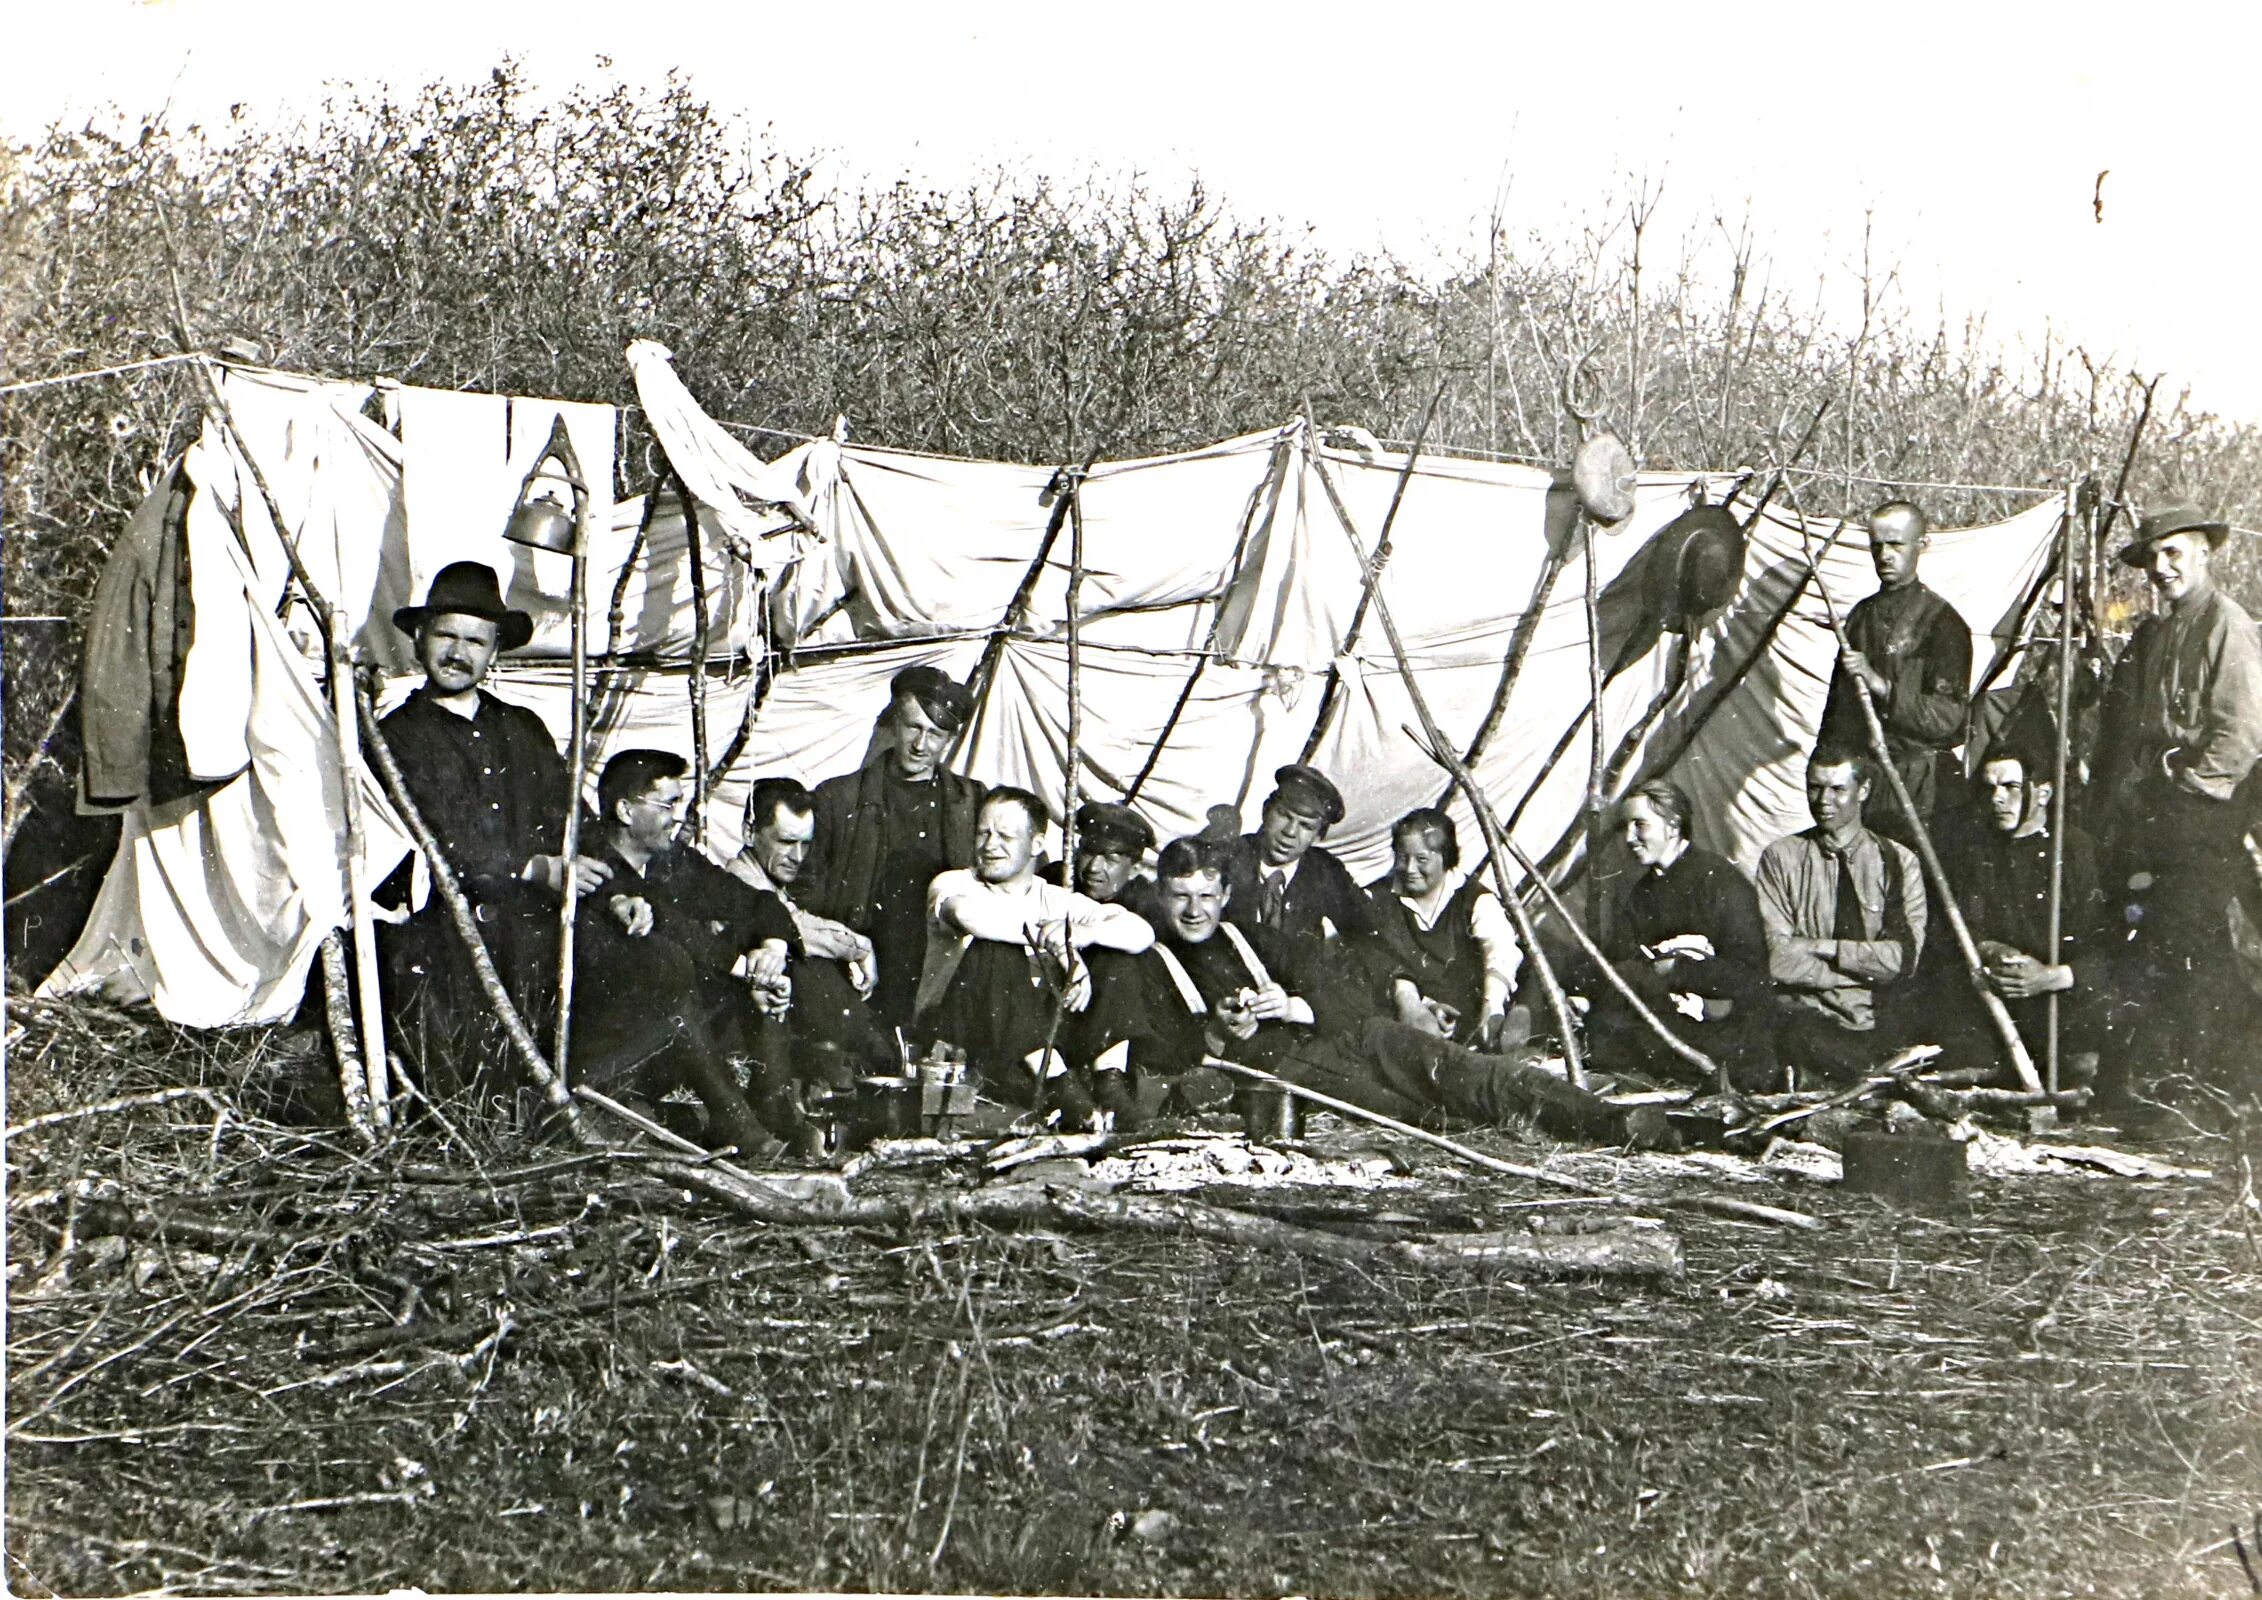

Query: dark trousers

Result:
[1773,1006,1912,1088]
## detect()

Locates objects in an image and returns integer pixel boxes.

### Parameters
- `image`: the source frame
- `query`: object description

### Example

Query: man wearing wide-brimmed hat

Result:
[377,561,607,1092]
[2091,503,2262,1100]
[801,663,987,1027]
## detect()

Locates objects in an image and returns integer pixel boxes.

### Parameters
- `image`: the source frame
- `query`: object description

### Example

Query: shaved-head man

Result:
[1812,500,1974,850]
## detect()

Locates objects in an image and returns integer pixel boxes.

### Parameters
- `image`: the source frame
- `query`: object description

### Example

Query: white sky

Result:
[9,0,2260,423]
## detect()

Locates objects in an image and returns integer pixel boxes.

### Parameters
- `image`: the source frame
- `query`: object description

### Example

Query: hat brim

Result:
[392,604,537,652]
[2115,521,2229,568]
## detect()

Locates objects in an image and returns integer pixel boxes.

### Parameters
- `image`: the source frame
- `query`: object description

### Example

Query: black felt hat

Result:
[392,562,535,651]
[890,664,975,732]
[1268,763,1346,828]
[2116,503,2231,568]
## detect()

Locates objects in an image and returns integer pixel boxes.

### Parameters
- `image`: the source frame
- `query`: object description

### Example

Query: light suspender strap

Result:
[1216,921,1276,991]
[1150,943,1209,1017]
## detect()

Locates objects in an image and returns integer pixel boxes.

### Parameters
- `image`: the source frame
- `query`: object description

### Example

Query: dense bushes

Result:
[4,60,2258,854]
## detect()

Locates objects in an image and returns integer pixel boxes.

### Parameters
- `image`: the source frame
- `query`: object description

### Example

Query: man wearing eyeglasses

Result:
[570,748,809,1156]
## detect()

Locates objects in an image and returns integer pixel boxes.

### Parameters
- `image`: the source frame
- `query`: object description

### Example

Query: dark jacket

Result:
[801,756,986,932]
[376,686,577,909]
[1815,580,1972,821]
[79,465,203,810]
[1221,834,1376,971]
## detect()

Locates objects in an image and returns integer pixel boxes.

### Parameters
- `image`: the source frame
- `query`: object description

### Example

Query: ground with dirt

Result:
[7,1000,2260,1598]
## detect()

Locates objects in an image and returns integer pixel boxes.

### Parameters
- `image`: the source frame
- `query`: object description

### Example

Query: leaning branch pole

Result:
[1798,532,2044,1093]
[1299,387,1446,763]
[355,683,589,1143]
[2045,482,2083,1094]
[168,338,390,1136]
[679,466,714,849]
[538,421,596,1086]
[1299,449,1587,1084]
[1063,471,1088,869]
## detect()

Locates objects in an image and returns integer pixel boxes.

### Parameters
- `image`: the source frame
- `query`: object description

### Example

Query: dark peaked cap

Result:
[1076,801,1155,855]
[890,664,974,731]
[393,561,535,651]
[1267,763,1346,827]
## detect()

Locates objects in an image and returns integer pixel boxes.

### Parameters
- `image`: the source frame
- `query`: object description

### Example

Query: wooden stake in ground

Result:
[1793,510,2045,1093]
[2045,483,2082,1093]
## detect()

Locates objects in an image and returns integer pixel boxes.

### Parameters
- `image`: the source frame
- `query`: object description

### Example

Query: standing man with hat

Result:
[801,664,986,1027]
[1813,501,1974,850]
[2091,504,2262,1100]
[377,561,608,1092]
[1222,763,1377,970]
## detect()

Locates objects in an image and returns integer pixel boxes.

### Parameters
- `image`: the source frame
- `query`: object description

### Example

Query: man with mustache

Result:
[377,562,608,1094]
[2091,504,2262,1102]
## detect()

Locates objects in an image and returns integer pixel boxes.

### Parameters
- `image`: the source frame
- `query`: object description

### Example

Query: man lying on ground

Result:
[912,787,1157,1120]
[1361,808,1517,1050]
[570,749,808,1156]
[1104,836,1673,1146]
[721,776,894,1078]
[1755,746,1929,1086]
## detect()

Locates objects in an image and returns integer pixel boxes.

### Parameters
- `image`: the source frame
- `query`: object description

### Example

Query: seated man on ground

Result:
[1362,808,1517,1050]
[912,787,1158,1119]
[1944,735,2108,1083]
[1040,800,1160,923]
[375,561,609,1094]
[1223,764,1376,968]
[1588,780,1775,1090]
[722,776,894,1077]
[1755,746,1930,1086]
[570,749,807,1155]
[1107,836,1672,1146]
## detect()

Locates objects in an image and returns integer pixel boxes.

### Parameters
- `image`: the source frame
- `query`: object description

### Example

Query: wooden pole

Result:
[1201,1058,1819,1230]
[2044,483,2082,1094]
[1064,472,1088,866]
[1299,387,1446,762]
[540,424,596,1088]
[1125,436,1291,804]
[680,467,713,850]
[1579,510,1610,939]
[1793,511,2045,1093]
[317,932,378,1146]
[1297,448,1588,1085]
[354,683,589,1142]
[177,354,391,1130]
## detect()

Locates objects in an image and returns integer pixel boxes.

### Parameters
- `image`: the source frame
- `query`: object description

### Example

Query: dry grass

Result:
[7,997,2262,1598]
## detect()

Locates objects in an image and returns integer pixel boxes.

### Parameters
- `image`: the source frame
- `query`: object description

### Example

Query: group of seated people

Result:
[374,486,2262,1150]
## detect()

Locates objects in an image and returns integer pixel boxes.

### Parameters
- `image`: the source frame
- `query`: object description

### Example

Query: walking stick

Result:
[1792,509,2045,1093]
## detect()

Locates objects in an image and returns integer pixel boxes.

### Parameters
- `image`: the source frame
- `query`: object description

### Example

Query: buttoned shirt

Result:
[1754,826,1927,1031]
[2097,584,2262,811]
[376,686,573,905]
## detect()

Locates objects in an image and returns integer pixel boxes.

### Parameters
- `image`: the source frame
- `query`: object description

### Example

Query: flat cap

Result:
[1268,763,1346,827]
[1075,801,1155,856]
[889,664,974,731]
[2116,503,2230,568]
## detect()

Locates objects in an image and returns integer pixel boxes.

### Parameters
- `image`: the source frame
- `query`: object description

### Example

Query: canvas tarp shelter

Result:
[41,356,2062,1026]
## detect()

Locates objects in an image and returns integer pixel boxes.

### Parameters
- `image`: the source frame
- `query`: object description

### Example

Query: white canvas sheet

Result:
[51,356,2061,1025]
